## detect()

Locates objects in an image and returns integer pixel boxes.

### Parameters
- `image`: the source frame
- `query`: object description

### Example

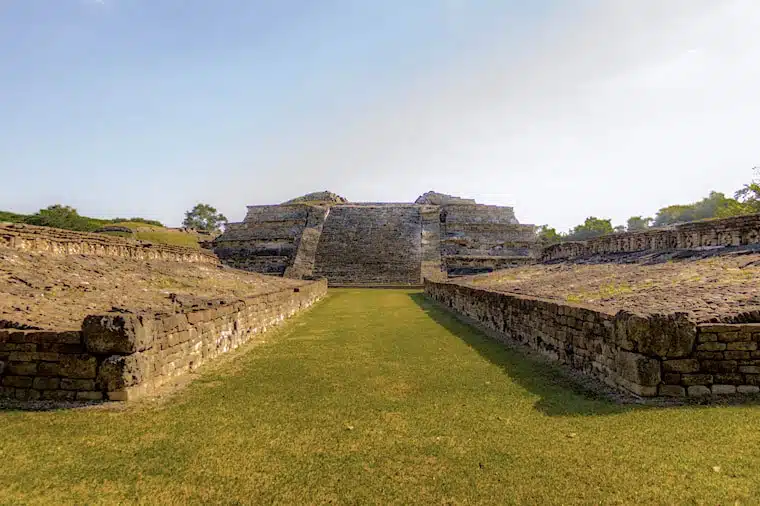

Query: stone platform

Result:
[213,191,538,286]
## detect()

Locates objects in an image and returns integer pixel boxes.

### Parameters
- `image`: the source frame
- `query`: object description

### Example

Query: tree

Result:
[653,191,745,226]
[626,216,653,232]
[182,203,228,233]
[566,217,614,241]
[536,225,563,246]
[614,225,627,234]
[25,205,101,232]
[734,179,760,214]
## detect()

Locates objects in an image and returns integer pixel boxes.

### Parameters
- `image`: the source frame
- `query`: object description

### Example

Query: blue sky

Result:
[2,0,759,230]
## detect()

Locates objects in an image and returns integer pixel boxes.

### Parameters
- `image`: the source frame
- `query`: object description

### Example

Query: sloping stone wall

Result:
[542,214,760,261]
[425,279,760,399]
[213,205,310,274]
[0,280,327,402]
[213,193,538,285]
[0,223,217,264]
[314,206,423,286]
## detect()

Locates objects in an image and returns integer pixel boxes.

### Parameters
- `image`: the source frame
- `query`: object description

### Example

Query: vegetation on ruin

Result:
[2,289,760,505]
[182,203,228,233]
[0,205,207,248]
[538,169,760,245]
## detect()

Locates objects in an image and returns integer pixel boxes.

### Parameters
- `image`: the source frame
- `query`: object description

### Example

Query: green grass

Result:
[2,289,760,504]
[108,222,201,249]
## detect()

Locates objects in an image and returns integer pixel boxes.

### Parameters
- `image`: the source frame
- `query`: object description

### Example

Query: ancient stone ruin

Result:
[213,191,538,285]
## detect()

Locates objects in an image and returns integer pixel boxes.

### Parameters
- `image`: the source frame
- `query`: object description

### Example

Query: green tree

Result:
[734,180,760,214]
[536,225,563,246]
[182,203,228,233]
[25,205,102,232]
[566,217,614,241]
[626,216,653,231]
[653,191,745,226]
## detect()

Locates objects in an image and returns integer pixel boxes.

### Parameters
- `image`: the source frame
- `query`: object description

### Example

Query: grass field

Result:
[2,289,760,504]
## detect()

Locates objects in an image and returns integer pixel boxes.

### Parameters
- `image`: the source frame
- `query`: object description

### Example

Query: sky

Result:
[1,0,759,231]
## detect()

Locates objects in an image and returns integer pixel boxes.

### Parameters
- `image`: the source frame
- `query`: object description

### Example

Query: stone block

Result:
[687,385,711,397]
[696,351,724,360]
[681,374,713,386]
[622,312,696,358]
[615,351,661,387]
[738,385,760,394]
[76,391,103,401]
[663,359,700,373]
[83,314,154,354]
[700,360,737,373]
[697,342,726,351]
[740,366,760,374]
[725,351,751,360]
[3,376,33,388]
[659,385,686,397]
[41,390,76,401]
[38,331,82,345]
[663,373,681,384]
[15,389,41,401]
[714,373,743,384]
[32,377,60,390]
[7,362,37,376]
[697,332,718,343]
[37,362,60,377]
[712,384,737,395]
[718,332,744,343]
[97,354,148,391]
[727,342,758,351]
[60,378,96,391]
[59,355,97,379]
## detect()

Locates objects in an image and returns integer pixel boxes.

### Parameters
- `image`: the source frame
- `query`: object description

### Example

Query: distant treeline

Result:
[538,171,760,245]
[0,205,164,232]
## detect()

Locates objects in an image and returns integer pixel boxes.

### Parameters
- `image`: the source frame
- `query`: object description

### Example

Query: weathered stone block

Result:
[623,313,696,358]
[663,359,700,373]
[15,389,41,401]
[37,362,60,377]
[700,360,737,373]
[687,385,711,397]
[41,390,76,401]
[696,351,724,360]
[7,362,37,376]
[663,373,681,384]
[740,366,760,374]
[712,384,737,395]
[97,355,148,391]
[727,342,758,351]
[697,342,726,352]
[714,373,743,384]
[681,374,713,386]
[725,351,751,360]
[738,385,760,394]
[59,355,97,379]
[616,351,661,387]
[76,391,103,401]
[3,376,33,388]
[60,378,96,391]
[83,314,154,354]
[32,377,60,390]
[659,385,686,397]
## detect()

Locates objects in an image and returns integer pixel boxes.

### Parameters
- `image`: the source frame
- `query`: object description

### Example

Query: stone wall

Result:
[213,205,311,274]
[313,206,423,286]
[214,192,538,285]
[0,223,217,264]
[424,280,760,399]
[441,205,537,275]
[542,214,760,261]
[0,280,327,402]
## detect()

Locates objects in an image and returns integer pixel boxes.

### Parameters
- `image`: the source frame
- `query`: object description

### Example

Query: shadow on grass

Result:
[409,292,647,417]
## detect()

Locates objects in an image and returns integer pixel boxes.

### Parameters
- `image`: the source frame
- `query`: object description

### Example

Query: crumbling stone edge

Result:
[0,279,327,403]
[424,279,760,403]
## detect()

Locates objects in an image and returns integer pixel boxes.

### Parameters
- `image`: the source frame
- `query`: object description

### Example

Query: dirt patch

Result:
[0,247,303,329]
[460,253,760,322]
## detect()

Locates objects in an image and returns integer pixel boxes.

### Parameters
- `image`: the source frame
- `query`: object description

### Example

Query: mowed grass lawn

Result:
[3,289,760,505]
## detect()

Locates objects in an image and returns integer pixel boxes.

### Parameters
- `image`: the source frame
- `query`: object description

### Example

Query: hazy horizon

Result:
[2,1,758,231]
